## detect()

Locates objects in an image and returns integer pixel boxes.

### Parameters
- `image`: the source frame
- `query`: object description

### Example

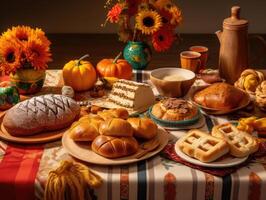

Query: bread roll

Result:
[99,118,133,137]
[127,118,158,140]
[3,94,80,136]
[97,108,129,120]
[92,135,138,158]
[69,115,103,141]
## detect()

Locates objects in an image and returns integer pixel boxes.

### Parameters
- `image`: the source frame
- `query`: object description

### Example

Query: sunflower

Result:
[152,26,175,52]
[169,6,182,26]
[0,39,22,74]
[135,10,162,35]
[24,36,52,70]
[2,26,33,42]
[107,3,123,23]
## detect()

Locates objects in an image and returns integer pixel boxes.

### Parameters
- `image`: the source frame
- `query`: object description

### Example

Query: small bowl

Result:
[150,68,196,97]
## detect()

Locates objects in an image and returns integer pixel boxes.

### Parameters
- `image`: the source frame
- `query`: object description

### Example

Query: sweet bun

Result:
[127,117,157,140]
[99,118,133,137]
[91,135,138,158]
[69,115,103,142]
[97,108,129,120]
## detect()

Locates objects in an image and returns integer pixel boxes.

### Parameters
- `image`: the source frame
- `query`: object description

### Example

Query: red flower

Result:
[152,27,175,52]
[127,0,142,17]
[107,4,123,23]
[160,9,172,25]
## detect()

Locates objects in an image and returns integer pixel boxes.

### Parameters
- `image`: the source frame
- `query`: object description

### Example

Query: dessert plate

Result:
[0,113,65,144]
[62,127,169,165]
[190,86,251,115]
[175,142,248,168]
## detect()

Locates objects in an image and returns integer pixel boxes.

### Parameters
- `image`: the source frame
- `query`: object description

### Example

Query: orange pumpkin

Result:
[96,52,132,80]
[63,54,97,91]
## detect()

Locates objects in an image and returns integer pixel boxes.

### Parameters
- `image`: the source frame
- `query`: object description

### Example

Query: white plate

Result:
[175,142,248,168]
[160,114,205,131]
[62,127,169,165]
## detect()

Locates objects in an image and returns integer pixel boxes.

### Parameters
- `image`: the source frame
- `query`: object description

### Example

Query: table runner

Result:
[0,70,266,200]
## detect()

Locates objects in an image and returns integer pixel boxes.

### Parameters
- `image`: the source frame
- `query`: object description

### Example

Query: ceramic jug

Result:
[216,6,248,84]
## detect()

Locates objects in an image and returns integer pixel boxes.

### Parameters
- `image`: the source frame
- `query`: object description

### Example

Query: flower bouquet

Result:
[103,0,182,69]
[0,26,52,94]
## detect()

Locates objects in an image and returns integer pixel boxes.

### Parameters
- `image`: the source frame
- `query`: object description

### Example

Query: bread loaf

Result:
[99,118,133,137]
[97,108,129,120]
[92,135,138,158]
[3,94,80,136]
[127,117,157,140]
[69,115,103,141]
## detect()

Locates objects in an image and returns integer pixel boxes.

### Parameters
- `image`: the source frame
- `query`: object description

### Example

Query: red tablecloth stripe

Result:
[0,144,44,200]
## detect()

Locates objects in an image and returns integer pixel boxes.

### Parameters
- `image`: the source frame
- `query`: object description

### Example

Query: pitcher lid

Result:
[223,6,248,30]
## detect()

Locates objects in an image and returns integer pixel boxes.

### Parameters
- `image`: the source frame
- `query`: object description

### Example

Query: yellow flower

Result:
[135,10,162,35]
[169,6,182,26]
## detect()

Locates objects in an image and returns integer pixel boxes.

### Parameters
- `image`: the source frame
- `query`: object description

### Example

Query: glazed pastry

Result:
[91,135,138,158]
[97,108,129,120]
[99,118,133,137]
[212,123,258,157]
[151,98,198,121]
[109,79,155,110]
[193,83,245,110]
[235,69,264,94]
[69,115,103,142]
[255,81,266,111]
[3,94,80,136]
[127,117,158,140]
[178,129,229,163]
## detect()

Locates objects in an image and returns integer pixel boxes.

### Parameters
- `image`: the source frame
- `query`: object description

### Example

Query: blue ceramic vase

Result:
[123,41,152,70]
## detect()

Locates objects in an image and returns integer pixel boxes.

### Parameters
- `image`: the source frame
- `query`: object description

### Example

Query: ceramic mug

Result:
[180,51,201,73]
[189,46,208,70]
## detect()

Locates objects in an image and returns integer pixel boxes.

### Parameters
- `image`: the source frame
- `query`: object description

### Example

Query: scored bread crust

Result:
[178,129,229,163]
[3,94,80,136]
[211,123,259,157]
[91,135,138,158]
[99,118,133,137]
[127,117,157,140]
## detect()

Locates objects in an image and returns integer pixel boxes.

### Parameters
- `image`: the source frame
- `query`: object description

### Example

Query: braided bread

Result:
[234,69,264,94]
[3,94,80,136]
[255,81,266,111]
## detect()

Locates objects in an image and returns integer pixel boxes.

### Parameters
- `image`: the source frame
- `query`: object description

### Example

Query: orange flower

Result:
[24,36,52,70]
[0,39,22,74]
[160,8,173,25]
[2,26,32,42]
[152,27,175,52]
[34,28,51,47]
[169,6,182,26]
[107,3,123,23]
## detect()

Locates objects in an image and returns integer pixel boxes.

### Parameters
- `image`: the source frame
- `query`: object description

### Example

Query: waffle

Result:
[212,123,259,157]
[178,129,229,163]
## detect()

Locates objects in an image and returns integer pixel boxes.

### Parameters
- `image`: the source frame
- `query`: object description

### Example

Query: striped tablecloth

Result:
[1,70,266,200]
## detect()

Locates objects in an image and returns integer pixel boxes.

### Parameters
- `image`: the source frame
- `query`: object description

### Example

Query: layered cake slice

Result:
[109,79,155,110]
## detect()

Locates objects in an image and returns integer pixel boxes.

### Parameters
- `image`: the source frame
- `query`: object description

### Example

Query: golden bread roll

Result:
[212,123,258,157]
[91,135,138,158]
[127,117,158,140]
[69,115,103,141]
[151,98,198,121]
[194,83,245,110]
[99,118,133,137]
[97,108,129,120]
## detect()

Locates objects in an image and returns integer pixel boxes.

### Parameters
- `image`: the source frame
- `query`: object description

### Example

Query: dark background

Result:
[1,0,266,69]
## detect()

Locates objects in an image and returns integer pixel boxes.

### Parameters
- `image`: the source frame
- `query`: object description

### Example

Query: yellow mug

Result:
[180,51,201,73]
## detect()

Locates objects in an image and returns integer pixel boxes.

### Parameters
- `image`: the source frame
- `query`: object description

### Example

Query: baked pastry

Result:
[151,98,198,121]
[109,79,155,110]
[69,115,103,141]
[99,118,133,137]
[92,135,138,158]
[212,123,258,157]
[178,129,229,163]
[235,69,264,94]
[97,108,129,120]
[255,81,266,111]
[193,83,245,110]
[127,117,158,140]
[3,94,80,136]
